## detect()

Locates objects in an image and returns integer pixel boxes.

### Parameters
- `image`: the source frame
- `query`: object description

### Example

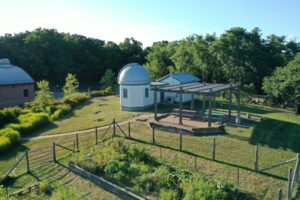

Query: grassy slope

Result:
[1,95,300,199]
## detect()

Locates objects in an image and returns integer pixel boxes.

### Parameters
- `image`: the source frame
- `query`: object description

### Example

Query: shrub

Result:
[50,109,63,121]
[159,189,178,200]
[61,92,89,108]
[90,87,114,97]
[0,136,11,153]
[0,106,22,128]
[0,128,20,143]
[39,180,52,195]
[183,174,236,200]
[56,104,72,115]
[45,105,58,115]
[7,112,50,135]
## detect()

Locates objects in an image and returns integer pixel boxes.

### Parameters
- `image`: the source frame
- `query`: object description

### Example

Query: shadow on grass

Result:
[121,136,287,181]
[250,118,300,152]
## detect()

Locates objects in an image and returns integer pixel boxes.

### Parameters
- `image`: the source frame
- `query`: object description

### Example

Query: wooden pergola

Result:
[152,82,241,127]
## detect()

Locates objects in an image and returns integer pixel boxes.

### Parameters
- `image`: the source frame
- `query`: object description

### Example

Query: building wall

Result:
[160,77,193,103]
[119,84,160,111]
[0,84,35,108]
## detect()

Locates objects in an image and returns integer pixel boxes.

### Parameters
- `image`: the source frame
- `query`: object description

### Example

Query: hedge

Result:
[7,113,50,135]
[61,93,89,108]
[0,128,20,153]
[90,86,113,97]
[0,106,22,128]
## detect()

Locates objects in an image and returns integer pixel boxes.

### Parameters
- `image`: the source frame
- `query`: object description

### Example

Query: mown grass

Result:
[116,122,295,199]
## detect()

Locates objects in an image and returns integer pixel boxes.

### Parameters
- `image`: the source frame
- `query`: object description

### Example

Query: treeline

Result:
[0,27,299,95]
[0,28,145,84]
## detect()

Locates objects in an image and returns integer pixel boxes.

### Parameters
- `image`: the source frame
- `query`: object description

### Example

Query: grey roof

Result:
[118,63,151,85]
[157,73,200,83]
[0,59,35,85]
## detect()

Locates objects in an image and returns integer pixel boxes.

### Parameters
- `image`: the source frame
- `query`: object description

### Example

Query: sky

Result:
[0,0,299,47]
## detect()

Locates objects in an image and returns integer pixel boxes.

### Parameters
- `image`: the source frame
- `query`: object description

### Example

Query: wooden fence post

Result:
[128,122,131,139]
[152,127,155,144]
[287,167,293,200]
[113,118,116,137]
[278,189,282,200]
[236,168,240,190]
[212,138,216,160]
[255,145,259,171]
[160,147,162,159]
[291,153,300,190]
[95,126,98,145]
[179,131,183,151]
[52,143,56,162]
[25,150,30,173]
[76,134,79,150]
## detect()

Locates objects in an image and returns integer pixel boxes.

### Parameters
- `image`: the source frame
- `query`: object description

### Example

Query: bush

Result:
[50,109,63,121]
[0,128,20,143]
[7,112,50,135]
[61,92,89,108]
[39,180,52,195]
[56,104,72,115]
[159,189,178,200]
[90,87,114,97]
[0,136,11,153]
[0,106,22,128]
[183,174,236,200]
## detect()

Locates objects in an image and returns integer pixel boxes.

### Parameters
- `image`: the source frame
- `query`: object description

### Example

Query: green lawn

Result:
[1,95,300,199]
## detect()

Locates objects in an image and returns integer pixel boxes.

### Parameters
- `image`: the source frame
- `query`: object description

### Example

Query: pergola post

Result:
[236,87,241,124]
[190,94,194,110]
[208,88,213,128]
[179,86,183,124]
[212,95,216,109]
[228,84,232,119]
[154,87,158,120]
[202,95,206,112]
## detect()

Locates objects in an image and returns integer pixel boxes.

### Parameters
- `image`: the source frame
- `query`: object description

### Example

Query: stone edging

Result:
[68,162,145,200]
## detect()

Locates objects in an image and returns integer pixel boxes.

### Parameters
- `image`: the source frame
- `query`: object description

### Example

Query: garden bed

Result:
[71,138,248,200]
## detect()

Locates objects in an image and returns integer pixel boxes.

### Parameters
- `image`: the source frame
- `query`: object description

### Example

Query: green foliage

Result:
[61,92,89,108]
[7,112,50,135]
[0,128,20,153]
[263,53,300,113]
[159,189,178,200]
[35,80,54,108]
[0,107,22,128]
[100,69,115,89]
[63,73,79,96]
[39,180,52,195]
[90,87,114,97]
[183,174,237,200]
[0,137,11,153]
[49,184,82,200]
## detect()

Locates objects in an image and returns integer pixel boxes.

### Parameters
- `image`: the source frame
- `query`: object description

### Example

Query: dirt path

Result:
[20,113,158,141]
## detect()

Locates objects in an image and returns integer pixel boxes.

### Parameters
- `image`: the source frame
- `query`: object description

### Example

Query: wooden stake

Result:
[113,118,116,137]
[160,147,162,159]
[236,168,240,190]
[95,126,98,145]
[212,138,216,160]
[25,150,30,173]
[52,143,56,162]
[179,131,183,151]
[128,122,131,139]
[287,168,293,200]
[255,145,259,171]
[76,134,79,150]
[278,189,282,200]
[152,127,155,144]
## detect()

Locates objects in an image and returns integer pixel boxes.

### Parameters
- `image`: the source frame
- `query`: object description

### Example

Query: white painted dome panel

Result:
[118,63,151,85]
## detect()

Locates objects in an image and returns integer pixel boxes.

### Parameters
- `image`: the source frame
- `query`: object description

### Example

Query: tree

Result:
[35,80,53,107]
[63,73,79,96]
[100,69,116,88]
[145,41,176,80]
[263,53,300,114]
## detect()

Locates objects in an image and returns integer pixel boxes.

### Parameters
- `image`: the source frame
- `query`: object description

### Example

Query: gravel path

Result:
[20,113,158,141]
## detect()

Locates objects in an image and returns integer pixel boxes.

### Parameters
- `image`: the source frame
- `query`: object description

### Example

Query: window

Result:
[123,88,128,98]
[145,88,149,98]
[23,89,29,97]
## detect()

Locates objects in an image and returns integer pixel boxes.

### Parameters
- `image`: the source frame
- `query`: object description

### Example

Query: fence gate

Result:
[28,146,53,172]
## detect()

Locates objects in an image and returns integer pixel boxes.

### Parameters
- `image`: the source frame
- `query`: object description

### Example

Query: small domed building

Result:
[117,63,156,111]
[0,59,35,108]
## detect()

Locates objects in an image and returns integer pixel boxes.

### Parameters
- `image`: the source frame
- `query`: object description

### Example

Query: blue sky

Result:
[0,0,299,47]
